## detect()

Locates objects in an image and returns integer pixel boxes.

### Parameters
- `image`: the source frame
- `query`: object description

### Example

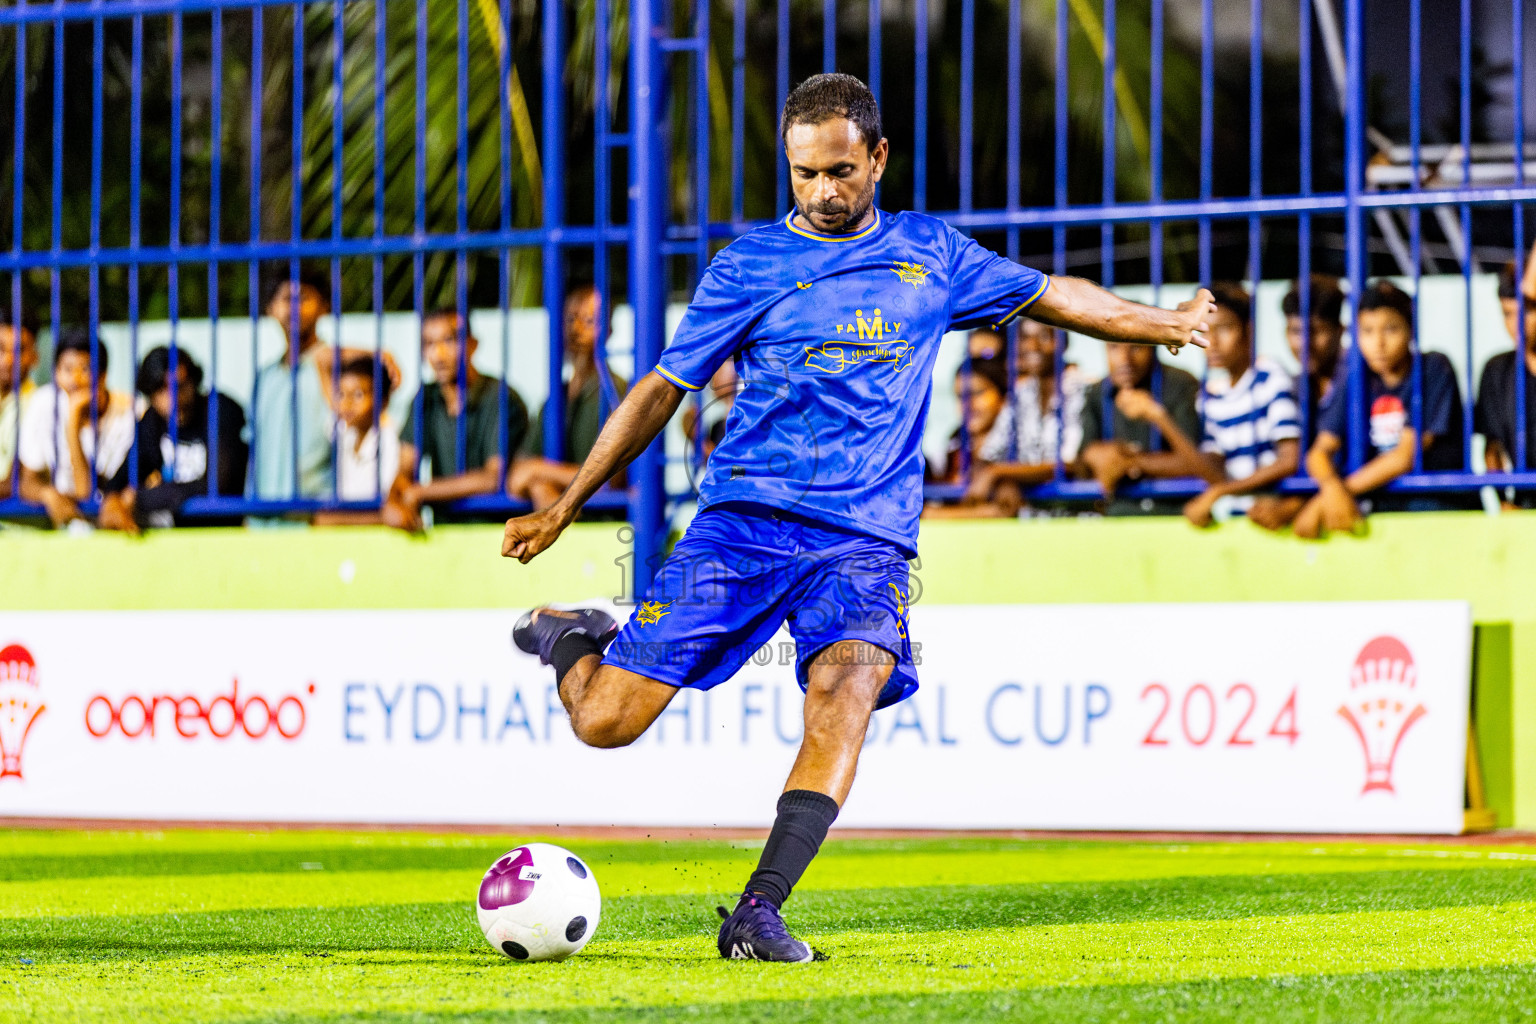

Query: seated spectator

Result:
[966,326,1006,362]
[1293,280,1468,538]
[1135,284,1301,527]
[133,347,248,528]
[248,267,336,502]
[959,320,1085,516]
[508,285,628,510]
[397,309,529,521]
[1074,342,1203,515]
[17,328,136,532]
[314,354,413,528]
[1250,275,1347,530]
[1283,273,1347,411]
[1476,257,1536,484]
[924,360,1009,518]
[0,307,39,500]
[681,360,741,466]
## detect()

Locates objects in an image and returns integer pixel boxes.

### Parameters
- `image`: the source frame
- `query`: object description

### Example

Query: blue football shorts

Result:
[603,501,919,710]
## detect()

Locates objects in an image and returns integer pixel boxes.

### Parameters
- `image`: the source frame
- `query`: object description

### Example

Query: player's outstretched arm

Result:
[1029,276,1214,352]
[501,371,686,563]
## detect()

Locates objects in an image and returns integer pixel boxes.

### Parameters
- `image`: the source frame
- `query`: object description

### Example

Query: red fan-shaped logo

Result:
[1337,636,1426,794]
[0,644,45,781]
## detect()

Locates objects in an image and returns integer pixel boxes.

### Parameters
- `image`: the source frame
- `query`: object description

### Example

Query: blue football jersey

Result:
[656,209,1049,555]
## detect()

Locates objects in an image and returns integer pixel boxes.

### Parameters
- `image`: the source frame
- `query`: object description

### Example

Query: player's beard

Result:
[797,172,877,235]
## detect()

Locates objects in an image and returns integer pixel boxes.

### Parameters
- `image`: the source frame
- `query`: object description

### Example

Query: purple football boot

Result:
[716,893,824,962]
[511,606,618,665]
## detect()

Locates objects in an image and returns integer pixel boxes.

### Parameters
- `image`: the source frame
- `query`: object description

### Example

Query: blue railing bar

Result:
[1198,0,1213,284]
[658,36,703,53]
[823,0,835,72]
[169,10,185,475]
[731,0,745,224]
[912,0,927,211]
[245,6,261,496]
[592,0,619,421]
[1344,0,1366,472]
[604,133,632,148]
[1101,0,1115,284]
[868,0,880,105]
[1514,0,1528,472]
[290,0,307,500]
[776,0,789,213]
[1150,0,1164,302]
[1004,0,1020,272]
[127,13,144,489]
[542,0,566,464]
[693,0,711,282]
[958,0,973,216]
[1409,0,1422,190]
[207,6,223,497]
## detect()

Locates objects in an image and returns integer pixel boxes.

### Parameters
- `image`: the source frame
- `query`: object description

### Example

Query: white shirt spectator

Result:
[17,383,135,496]
[979,366,1085,466]
[334,414,400,502]
[0,382,34,483]
[1199,357,1301,486]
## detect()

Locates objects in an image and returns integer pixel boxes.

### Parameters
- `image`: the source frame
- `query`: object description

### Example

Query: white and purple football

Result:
[477,842,602,962]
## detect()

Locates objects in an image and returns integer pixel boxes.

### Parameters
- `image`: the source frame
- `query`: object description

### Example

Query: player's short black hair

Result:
[338,353,395,401]
[1499,260,1521,301]
[53,326,108,373]
[136,346,204,396]
[780,73,883,154]
[1357,279,1415,330]
[960,357,1009,399]
[0,303,38,339]
[260,264,333,311]
[1207,282,1252,327]
[1281,273,1345,324]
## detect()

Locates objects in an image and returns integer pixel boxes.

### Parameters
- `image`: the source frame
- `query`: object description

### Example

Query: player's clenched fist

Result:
[1169,288,1216,353]
[501,507,567,563]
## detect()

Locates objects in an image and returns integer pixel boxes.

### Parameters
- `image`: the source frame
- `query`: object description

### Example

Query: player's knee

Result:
[568,704,643,749]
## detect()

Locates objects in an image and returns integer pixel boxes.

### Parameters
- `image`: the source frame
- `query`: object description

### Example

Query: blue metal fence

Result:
[4,0,1536,582]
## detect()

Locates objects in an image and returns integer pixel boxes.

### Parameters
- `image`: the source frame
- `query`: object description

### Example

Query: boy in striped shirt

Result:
[1125,284,1301,526]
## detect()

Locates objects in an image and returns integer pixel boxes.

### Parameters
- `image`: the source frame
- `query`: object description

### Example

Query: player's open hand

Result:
[1167,289,1215,354]
[501,506,567,563]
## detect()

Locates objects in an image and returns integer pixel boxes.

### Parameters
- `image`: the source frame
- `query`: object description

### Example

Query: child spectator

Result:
[928,359,1009,483]
[1250,276,1347,530]
[1147,284,1301,527]
[1075,342,1203,514]
[961,320,1085,515]
[397,309,529,522]
[248,267,335,501]
[1293,280,1467,538]
[508,285,628,510]
[313,354,414,529]
[1282,274,1347,413]
[17,328,136,532]
[0,306,38,500]
[1476,257,1536,483]
[133,347,248,527]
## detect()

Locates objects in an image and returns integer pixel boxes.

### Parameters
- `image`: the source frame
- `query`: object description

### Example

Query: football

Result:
[477,843,602,962]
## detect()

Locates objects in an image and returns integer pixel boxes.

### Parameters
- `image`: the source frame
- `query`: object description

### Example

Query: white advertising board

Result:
[0,602,1471,833]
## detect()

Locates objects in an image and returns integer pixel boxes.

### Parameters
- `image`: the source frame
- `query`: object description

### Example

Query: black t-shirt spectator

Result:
[135,392,249,521]
[1079,363,1202,515]
[1476,350,1536,469]
[1317,351,1464,472]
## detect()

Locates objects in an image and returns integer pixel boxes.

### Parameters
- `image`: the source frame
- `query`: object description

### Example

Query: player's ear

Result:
[870,138,889,181]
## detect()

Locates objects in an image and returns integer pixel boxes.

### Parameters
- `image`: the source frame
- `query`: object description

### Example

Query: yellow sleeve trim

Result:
[655,365,704,391]
[990,275,1052,330]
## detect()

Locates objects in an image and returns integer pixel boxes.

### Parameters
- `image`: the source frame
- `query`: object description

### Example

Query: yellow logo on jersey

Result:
[804,339,914,374]
[796,281,813,290]
[892,261,930,288]
[636,601,672,626]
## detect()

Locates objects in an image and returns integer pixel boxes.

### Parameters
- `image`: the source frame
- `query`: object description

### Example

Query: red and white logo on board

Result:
[1337,636,1426,795]
[0,644,46,781]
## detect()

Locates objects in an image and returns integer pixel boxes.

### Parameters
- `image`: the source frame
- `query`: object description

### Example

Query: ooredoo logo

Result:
[0,644,45,780]
[1337,636,1426,794]
[85,678,313,740]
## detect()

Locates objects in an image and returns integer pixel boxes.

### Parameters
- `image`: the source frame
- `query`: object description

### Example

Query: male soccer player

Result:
[502,74,1212,962]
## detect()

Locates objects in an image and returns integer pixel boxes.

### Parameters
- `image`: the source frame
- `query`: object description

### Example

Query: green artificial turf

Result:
[4,830,1536,1022]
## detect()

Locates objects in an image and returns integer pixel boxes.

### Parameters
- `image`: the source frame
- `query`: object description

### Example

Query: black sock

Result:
[745,789,840,908]
[551,632,604,688]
